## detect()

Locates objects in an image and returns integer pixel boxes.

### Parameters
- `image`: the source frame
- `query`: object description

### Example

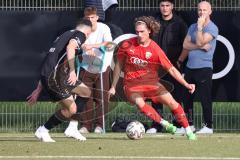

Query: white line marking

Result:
[0,156,240,159]
[0,134,240,138]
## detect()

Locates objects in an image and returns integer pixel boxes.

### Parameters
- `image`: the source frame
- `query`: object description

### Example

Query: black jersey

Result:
[40,30,86,78]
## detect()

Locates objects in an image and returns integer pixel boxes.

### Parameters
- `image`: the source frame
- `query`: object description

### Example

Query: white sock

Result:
[68,121,78,129]
[185,126,192,134]
[159,119,169,128]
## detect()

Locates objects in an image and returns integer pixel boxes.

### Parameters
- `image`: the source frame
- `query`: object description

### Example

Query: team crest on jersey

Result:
[145,52,152,59]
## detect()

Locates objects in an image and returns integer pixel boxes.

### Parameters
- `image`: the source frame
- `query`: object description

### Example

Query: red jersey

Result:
[117,37,173,86]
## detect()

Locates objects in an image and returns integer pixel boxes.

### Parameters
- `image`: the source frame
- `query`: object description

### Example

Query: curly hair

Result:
[134,16,160,36]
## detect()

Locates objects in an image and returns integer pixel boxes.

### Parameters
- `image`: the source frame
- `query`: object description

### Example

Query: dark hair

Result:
[76,19,92,28]
[159,0,174,4]
[84,6,98,16]
[135,16,160,36]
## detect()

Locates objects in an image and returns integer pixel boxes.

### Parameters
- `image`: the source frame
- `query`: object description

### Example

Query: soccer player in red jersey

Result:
[108,16,196,140]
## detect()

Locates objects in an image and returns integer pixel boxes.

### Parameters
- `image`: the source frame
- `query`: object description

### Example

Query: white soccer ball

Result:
[126,121,145,140]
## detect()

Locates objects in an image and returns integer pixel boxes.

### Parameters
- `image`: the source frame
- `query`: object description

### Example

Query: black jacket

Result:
[153,13,188,63]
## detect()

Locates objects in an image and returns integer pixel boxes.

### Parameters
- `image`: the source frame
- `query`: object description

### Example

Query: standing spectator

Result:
[84,0,122,44]
[64,6,113,135]
[102,0,118,23]
[84,0,118,22]
[146,0,190,134]
[178,1,218,134]
[108,16,197,140]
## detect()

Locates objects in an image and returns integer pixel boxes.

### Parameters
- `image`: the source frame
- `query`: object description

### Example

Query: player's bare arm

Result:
[108,59,124,98]
[66,39,78,85]
[168,66,195,94]
[177,49,189,68]
[26,80,43,106]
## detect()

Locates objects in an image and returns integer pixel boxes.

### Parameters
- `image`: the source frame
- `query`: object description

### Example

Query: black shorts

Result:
[41,65,82,101]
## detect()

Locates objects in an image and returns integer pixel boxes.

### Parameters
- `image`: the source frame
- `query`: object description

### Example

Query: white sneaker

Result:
[175,125,196,134]
[35,126,55,142]
[79,127,89,134]
[64,127,86,141]
[146,128,157,134]
[94,126,103,133]
[196,126,213,134]
[64,121,78,137]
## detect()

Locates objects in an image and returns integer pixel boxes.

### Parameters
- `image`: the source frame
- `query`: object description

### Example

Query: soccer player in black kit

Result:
[27,19,92,142]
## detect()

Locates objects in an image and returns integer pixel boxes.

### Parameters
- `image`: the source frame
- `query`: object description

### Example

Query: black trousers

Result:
[183,67,213,128]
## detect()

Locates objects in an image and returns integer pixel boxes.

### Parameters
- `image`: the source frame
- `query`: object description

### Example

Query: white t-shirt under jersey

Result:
[81,22,113,73]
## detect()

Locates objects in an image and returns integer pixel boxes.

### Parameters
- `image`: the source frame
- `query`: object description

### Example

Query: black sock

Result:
[75,97,89,113]
[206,123,212,129]
[44,114,63,130]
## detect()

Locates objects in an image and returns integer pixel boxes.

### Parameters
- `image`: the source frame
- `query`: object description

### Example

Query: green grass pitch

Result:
[0,133,240,159]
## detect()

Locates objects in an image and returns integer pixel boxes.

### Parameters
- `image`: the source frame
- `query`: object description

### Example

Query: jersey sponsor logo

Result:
[75,37,81,45]
[49,47,55,53]
[130,57,148,67]
[145,52,152,59]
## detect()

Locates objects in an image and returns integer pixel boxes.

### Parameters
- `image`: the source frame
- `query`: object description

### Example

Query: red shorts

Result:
[124,82,171,104]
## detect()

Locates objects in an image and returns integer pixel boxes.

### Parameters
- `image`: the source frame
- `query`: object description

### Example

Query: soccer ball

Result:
[126,121,145,140]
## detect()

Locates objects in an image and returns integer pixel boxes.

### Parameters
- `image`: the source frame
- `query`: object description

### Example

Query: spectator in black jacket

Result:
[146,0,192,134]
